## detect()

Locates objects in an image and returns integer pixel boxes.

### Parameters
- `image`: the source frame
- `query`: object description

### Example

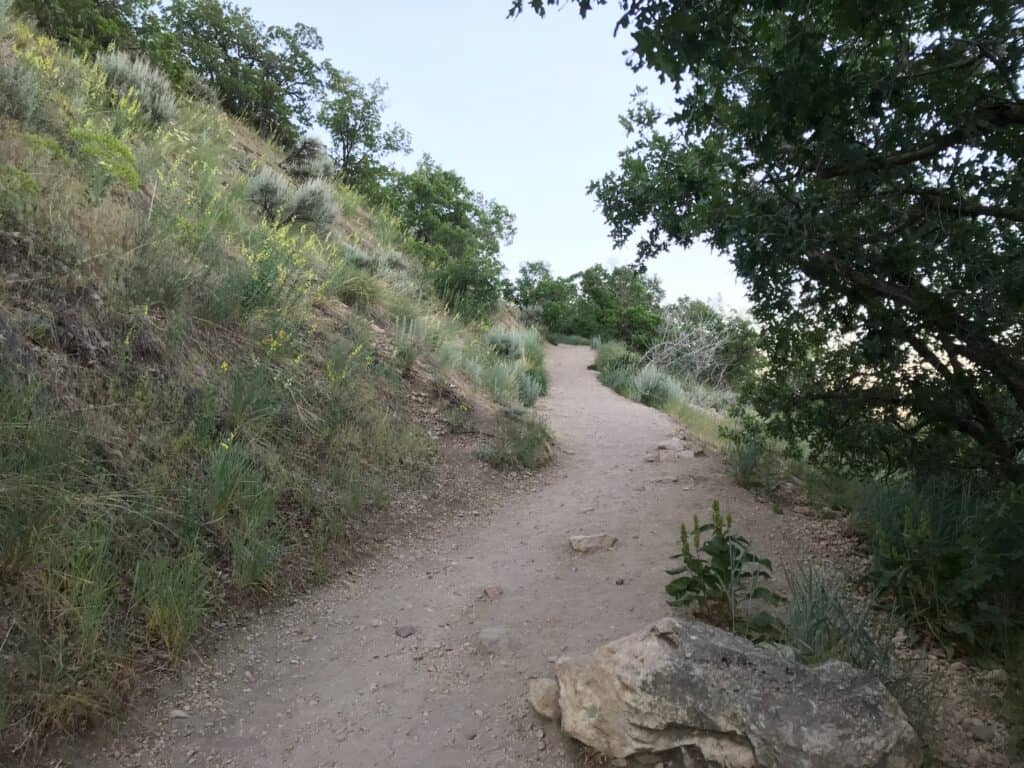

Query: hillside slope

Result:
[0,11,548,755]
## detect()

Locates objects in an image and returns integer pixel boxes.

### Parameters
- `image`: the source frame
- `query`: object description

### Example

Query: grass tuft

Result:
[478,414,553,470]
[135,547,212,656]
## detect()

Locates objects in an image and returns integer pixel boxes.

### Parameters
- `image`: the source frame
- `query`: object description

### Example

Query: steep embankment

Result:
[0,15,547,756]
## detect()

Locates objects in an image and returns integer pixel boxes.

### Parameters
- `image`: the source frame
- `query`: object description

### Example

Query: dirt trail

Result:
[68,344,851,768]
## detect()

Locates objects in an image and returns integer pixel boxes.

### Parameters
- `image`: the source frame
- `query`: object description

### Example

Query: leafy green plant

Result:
[135,548,211,656]
[666,500,785,641]
[69,124,141,197]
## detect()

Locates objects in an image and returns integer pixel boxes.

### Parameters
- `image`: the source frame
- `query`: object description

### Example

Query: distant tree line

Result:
[14,0,514,319]
[506,261,759,388]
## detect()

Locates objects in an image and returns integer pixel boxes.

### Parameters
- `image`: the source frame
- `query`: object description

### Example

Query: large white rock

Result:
[554,617,923,767]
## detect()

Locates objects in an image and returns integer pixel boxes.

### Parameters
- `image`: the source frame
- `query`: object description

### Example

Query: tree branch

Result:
[801,250,1024,416]
[820,100,1024,178]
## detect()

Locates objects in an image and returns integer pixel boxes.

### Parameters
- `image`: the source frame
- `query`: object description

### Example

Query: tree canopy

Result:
[13,0,149,51]
[508,261,663,350]
[383,156,516,318]
[318,68,411,189]
[152,0,325,143]
[516,0,1024,482]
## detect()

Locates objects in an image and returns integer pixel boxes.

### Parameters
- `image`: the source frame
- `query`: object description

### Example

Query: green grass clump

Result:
[783,565,933,745]
[201,440,282,588]
[591,340,734,449]
[135,548,212,656]
[597,364,636,398]
[323,259,383,310]
[850,480,1024,651]
[96,50,176,124]
[724,431,779,489]
[593,340,639,372]
[478,414,553,470]
[487,325,548,405]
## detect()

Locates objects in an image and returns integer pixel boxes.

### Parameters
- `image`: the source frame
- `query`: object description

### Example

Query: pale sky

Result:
[247,0,749,311]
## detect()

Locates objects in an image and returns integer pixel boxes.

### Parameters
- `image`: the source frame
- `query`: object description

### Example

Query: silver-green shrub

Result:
[245,166,291,221]
[282,178,338,231]
[97,51,176,124]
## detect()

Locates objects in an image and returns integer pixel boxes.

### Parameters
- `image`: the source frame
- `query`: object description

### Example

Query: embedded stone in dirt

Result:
[482,585,503,600]
[395,625,417,638]
[569,534,618,553]
[527,677,561,721]
[656,438,684,451]
[476,626,513,654]
[554,617,923,767]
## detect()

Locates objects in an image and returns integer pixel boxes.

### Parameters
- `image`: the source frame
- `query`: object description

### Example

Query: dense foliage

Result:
[318,68,411,189]
[12,0,147,51]
[382,156,515,319]
[516,0,1024,486]
[508,261,663,350]
[149,0,326,143]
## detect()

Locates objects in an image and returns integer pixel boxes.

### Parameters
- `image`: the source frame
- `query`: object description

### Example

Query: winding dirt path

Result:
[68,344,852,768]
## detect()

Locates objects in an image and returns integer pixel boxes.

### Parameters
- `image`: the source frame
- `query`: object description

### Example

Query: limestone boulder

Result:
[554,617,922,767]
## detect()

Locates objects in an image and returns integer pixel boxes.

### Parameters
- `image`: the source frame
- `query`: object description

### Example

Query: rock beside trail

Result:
[569,533,618,553]
[553,617,923,767]
[527,677,561,721]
